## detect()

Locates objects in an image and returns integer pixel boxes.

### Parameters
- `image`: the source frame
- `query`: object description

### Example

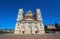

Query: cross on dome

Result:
[26,10,33,13]
[28,10,32,12]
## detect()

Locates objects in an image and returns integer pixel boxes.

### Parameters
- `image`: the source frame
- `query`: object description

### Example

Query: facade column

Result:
[37,22,45,34]
[14,22,20,34]
[31,23,37,34]
[24,23,31,34]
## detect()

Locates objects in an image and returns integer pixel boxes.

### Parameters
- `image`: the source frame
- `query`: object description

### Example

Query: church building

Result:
[14,8,45,34]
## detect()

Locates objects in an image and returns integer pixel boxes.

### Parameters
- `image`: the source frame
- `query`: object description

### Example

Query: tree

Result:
[55,23,60,32]
[55,23,59,29]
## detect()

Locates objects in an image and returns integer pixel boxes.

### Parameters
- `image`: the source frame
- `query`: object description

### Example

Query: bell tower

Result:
[36,8,45,34]
[17,9,23,21]
[14,9,23,34]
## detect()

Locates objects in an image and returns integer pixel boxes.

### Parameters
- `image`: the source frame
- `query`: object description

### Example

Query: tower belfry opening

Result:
[14,8,45,34]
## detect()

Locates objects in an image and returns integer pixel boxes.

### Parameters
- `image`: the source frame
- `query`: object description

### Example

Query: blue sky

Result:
[0,0,60,29]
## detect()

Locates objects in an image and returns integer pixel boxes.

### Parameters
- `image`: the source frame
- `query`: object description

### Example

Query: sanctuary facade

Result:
[14,8,45,34]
